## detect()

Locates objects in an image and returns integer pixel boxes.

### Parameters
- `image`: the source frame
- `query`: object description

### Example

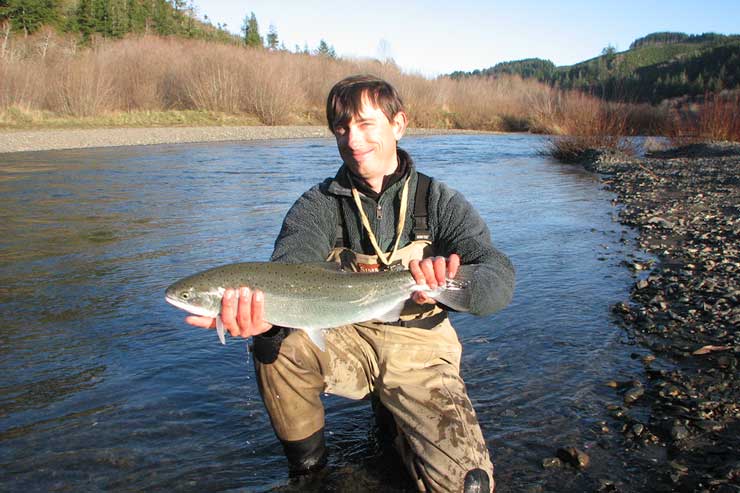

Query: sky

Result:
[196,0,740,77]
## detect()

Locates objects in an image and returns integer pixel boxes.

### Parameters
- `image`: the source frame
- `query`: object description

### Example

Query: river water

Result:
[1,134,655,492]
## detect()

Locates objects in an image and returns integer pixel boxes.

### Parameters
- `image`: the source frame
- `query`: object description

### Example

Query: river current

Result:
[1,134,655,491]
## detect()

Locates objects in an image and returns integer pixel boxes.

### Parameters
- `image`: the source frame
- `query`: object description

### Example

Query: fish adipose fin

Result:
[433,264,479,312]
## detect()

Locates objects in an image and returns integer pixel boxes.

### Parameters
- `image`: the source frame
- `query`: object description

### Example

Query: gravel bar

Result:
[583,142,740,492]
[0,126,482,154]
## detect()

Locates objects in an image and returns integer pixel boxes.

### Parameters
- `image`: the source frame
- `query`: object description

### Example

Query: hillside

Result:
[0,0,239,43]
[451,32,740,103]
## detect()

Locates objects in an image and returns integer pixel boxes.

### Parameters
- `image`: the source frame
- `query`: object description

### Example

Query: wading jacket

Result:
[270,149,515,317]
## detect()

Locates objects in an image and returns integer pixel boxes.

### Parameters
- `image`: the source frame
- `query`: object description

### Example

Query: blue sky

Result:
[197,1,740,77]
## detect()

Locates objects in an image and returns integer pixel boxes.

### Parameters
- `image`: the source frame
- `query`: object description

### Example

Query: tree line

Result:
[0,0,338,56]
[449,32,740,104]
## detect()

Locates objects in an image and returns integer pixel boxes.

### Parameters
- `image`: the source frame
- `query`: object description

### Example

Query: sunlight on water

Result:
[1,135,651,492]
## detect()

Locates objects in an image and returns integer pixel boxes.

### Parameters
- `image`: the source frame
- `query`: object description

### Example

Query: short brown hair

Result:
[326,75,405,134]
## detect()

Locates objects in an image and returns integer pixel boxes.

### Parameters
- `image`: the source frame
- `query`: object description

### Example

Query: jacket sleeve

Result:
[429,180,515,316]
[270,181,338,264]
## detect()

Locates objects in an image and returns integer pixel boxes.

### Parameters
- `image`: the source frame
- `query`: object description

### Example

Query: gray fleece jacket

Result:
[270,149,515,317]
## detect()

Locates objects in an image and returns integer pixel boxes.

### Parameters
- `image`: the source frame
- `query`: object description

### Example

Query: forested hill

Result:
[450,32,740,104]
[0,0,239,43]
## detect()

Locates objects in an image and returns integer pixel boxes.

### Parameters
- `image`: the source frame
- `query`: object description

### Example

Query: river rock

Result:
[541,457,562,469]
[556,447,590,469]
[623,385,645,404]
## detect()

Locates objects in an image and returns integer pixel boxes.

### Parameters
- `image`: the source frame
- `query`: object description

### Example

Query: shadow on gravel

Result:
[647,143,740,159]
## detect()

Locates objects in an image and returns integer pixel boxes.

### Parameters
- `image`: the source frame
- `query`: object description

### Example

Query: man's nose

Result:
[346,126,363,148]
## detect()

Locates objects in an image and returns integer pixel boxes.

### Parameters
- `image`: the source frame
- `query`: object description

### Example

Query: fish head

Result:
[165,279,224,318]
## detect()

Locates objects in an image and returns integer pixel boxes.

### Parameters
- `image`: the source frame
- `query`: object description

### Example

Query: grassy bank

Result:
[0,108,263,130]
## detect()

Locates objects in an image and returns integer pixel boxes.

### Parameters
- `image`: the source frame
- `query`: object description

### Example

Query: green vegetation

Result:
[451,32,740,104]
[0,0,239,42]
[450,58,555,82]
[0,0,337,53]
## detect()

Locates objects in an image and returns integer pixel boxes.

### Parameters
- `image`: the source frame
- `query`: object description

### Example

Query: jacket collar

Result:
[327,148,414,199]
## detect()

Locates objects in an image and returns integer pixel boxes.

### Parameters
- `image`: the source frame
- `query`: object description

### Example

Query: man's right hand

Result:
[186,287,273,339]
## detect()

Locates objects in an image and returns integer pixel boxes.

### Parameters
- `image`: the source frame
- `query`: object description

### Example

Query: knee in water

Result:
[463,468,491,493]
[281,428,328,477]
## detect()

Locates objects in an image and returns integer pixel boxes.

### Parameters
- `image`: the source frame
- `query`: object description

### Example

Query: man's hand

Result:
[185,287,273,339]
[408,254,460,305]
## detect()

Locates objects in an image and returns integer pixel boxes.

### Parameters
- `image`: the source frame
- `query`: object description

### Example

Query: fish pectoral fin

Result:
[372,300,406,324]
[216,316,226,345]
[304,328,327,351]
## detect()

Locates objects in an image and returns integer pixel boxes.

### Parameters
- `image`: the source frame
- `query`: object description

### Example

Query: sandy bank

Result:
[0,126,482,154]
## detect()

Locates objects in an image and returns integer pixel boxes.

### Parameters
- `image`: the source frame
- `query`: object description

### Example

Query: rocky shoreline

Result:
[0,126,483,154]
[585,143,739,492]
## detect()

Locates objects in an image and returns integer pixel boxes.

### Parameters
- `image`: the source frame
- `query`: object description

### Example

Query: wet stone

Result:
[624,385,645,404]
[556,447,590,470]
[671,421,690,441]
[541,457,562,469]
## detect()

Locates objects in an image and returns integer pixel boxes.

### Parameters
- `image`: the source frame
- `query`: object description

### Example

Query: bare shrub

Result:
[0,58,44,109]
[242,50,306,125]
[105,36,181,111]
[179,43,245,113]
[392,73,444,128]
[696,92,740,142]
[544,91,639,162]
[47,50,115,116]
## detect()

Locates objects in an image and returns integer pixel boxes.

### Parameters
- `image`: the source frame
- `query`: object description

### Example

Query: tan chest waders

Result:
[253,172,494,492]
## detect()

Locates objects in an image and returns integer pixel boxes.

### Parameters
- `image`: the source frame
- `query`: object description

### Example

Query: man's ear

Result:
[392,111,408,141]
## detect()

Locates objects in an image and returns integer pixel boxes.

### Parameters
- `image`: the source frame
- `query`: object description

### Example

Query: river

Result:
[1,134,656,492]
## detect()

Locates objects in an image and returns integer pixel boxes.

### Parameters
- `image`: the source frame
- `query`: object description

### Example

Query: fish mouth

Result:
[165,294,217,318]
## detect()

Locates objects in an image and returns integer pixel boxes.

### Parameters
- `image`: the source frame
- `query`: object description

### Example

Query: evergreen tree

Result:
[266,23,278,50]
[316,39,336,58]
[2,0,57,35]
[242,12,262,47]
[76,0,94,40]
[93,0,110,36]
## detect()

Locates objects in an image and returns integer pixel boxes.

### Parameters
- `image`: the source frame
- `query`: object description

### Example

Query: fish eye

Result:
[181,293,189,299]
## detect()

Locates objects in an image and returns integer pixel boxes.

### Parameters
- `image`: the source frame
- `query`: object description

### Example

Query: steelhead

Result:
[165,262,478,349]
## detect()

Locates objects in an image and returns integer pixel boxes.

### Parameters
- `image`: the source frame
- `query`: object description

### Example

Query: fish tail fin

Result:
[434,264,479,312]
[304,328,327,351]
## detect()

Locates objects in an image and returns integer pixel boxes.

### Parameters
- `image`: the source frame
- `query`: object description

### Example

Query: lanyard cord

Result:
[348,173,411,266]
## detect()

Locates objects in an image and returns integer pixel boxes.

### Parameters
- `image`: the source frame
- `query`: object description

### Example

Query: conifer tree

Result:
[316,39,336,58]
[2,0,57,35]
[266,23,278,50]
[242,12,262,47]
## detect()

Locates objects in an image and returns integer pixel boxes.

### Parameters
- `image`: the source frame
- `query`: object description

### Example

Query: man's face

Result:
[333,95,407,187]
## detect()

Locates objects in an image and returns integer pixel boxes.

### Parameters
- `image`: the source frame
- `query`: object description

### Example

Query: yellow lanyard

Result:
[348,174,411,266]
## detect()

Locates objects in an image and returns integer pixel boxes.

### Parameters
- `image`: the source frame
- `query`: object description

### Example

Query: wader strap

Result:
[333,198,347,249]
[334,172,432,249]
[412,172,431,241]
[348,173,411,266]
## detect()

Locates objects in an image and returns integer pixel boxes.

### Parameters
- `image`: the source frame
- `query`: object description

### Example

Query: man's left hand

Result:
[408,254,460,305]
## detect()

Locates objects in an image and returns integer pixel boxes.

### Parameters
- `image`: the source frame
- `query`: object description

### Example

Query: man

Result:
[187,75,515,492]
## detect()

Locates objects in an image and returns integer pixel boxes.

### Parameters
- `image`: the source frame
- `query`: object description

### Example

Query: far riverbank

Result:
[0,126,488,154]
